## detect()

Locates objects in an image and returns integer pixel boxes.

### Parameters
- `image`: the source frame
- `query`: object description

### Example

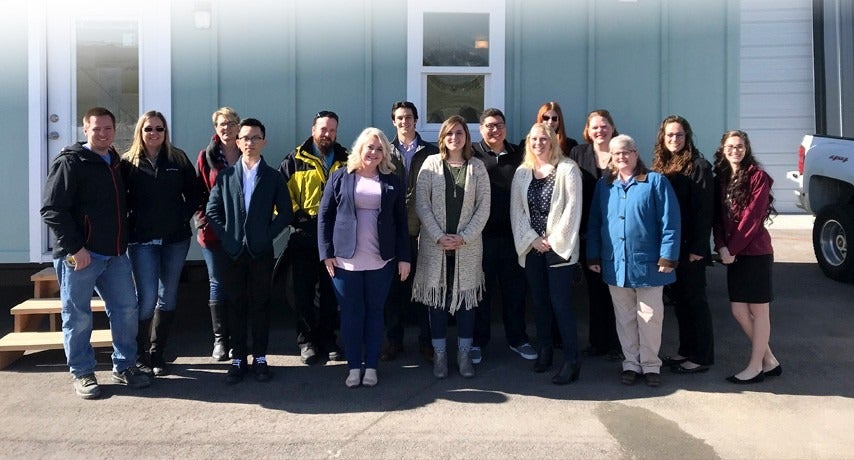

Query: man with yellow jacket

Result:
[279,111,348,365]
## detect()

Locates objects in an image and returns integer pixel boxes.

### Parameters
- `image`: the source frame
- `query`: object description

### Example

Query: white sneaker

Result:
[362,368,378,387]
[345,369,361,388]
[509,343,539,360]
[469,346,482,364]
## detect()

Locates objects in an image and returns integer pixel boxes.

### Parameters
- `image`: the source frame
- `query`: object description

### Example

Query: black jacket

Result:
[206,156,293,259]
[665,155,714,260]
[121,147,199,244]
[390,133,439,237]
[472,139,523,238]
[41,142,128,258]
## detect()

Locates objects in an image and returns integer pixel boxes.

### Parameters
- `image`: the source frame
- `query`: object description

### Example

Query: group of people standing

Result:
[40,101,781,400]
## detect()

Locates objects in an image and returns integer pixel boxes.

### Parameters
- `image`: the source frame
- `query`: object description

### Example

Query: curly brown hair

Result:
[713,130,776,220]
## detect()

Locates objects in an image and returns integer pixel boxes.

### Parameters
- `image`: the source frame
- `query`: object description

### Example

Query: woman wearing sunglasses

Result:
[121,111,198,376]
[519,102,579,157]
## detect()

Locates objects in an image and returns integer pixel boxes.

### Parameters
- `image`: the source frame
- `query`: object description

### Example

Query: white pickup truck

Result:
[788,134,854,282]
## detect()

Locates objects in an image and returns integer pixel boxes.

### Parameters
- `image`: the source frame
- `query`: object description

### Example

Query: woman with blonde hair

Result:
[510,123,583,384]
[318,127,410,387]
[412,115,490,379]
[121,111,198,376]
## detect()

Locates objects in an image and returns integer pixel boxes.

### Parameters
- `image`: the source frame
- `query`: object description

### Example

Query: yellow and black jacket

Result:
[278,137,348,228]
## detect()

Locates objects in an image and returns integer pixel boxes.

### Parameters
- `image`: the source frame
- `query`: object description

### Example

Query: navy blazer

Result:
[206,156,293,259]
[318,168,410,263]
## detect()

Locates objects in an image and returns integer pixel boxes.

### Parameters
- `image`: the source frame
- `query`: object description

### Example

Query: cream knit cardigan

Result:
[412,155,490,313]
[510,158,583,267]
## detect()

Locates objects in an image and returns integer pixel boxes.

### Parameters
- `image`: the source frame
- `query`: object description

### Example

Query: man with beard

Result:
[279,111,348,365]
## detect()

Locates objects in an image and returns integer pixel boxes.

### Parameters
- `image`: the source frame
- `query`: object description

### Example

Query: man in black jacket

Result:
[206,118,293,383]
[471,108,537,364]
[41,107,151,399]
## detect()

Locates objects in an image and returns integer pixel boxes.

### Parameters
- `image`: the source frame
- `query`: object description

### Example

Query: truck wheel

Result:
[813,204,854,282]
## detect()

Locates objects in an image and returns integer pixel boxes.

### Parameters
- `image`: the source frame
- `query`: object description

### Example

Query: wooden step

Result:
[0,329,113,352]
[10,298,104,333]
[30,267,59,299]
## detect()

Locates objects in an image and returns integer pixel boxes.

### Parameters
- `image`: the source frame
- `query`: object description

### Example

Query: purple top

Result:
[334,175,390,271]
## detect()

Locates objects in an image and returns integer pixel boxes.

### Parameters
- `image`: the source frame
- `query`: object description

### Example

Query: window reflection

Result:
[423,13,489,67]
[76,20,138,152]
[426,75,484,124]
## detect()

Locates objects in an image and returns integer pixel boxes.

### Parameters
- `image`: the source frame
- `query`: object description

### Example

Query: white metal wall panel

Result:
[740,0,814,213]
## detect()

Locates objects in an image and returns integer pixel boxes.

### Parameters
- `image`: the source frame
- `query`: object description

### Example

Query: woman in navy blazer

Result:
[318,127,410,388]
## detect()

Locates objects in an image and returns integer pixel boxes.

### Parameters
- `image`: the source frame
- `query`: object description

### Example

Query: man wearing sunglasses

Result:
[278,111,349,365]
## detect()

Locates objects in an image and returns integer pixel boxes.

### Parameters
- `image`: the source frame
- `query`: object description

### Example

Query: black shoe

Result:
[534,346,553,373]
[620,370,640,385]
[764,365,782,377]
[150,351,167,377]
[661,356,688,367]
[112,367,152,389]
[644,372,662,387]
[726,372,765,384]
[253,359,272,382]
[326,344,345,362]
[226,361,248,384]
[671,363,710,374]
[551,362,581,385]
[300,344,319,365]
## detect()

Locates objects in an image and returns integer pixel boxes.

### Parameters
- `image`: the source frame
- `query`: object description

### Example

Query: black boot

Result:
[210,301,229,361]
[534,346,553,373]
[136,319,153,376]
[150,309,175,376]
[551,361,581,385]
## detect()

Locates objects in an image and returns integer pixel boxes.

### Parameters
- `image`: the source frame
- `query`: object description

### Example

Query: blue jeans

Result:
[128,239,191,320]
[524,251,580,365]
[54,253,138,377]
[201,245,229,302]
[331,262,395,370]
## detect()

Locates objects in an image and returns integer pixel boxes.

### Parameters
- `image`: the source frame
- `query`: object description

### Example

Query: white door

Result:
[29,0,172,261]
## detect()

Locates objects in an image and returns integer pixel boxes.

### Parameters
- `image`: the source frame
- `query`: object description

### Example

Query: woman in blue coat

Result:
[586,134,680,387]
[318,127,411,388]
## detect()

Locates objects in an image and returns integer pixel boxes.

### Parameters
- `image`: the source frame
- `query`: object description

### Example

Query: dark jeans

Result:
[384,236,430,347]
[671,257,715,365]
[474,235,529,348]
[290,244,338,349]
[429,254,476,340]
[331,263,395,370]
[224,250,274,359]
[524,251,579,365]
[583,266,620,351]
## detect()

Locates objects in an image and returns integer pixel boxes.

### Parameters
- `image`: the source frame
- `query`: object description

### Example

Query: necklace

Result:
[444,159,467,198]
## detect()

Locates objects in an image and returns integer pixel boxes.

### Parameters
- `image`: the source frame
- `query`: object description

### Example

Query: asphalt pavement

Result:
[1,214,852,459]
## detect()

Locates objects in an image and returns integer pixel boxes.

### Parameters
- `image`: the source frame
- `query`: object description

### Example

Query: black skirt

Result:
[726,254,774,303]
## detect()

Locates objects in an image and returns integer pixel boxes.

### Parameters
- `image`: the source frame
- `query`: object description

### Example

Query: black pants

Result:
[584,266,620,352]
[224,250,274,360]
[671,257,715,365]
[290,244,338,350]
[384,236,430,347]
[474,235,529,348]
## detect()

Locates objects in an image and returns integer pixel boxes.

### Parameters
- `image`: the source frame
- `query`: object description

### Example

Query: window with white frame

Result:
[407,0,505,140]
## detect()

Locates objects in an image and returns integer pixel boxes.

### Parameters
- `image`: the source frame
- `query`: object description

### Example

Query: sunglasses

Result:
[143,126,165,133]
[541,115,559,122]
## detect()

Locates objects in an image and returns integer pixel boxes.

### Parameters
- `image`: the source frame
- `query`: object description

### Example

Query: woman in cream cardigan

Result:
[510,123,583,384]
[412,115,490,379]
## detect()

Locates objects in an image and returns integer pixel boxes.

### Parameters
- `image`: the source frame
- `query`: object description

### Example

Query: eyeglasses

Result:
[483,123,505,131]
[724,144,745,152]
[314,110,339,122]
[238,136,264,143]
[611,150,636,157]
[143,126,165,133]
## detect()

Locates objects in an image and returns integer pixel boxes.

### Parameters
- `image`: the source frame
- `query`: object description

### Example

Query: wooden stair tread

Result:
[30,267,57,282]
[11,298,105,315]
[0,329,113,351]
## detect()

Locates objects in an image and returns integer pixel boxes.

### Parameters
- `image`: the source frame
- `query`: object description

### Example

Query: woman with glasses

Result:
[652,115,715,376]
[568,109,622,361]
[318,128,410,388]
[195,107,242,361]
[587,135,680,387]
[510,123,583,384]
[412,115,490,379]
[713,130,781,384]
[121,111,198,376]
